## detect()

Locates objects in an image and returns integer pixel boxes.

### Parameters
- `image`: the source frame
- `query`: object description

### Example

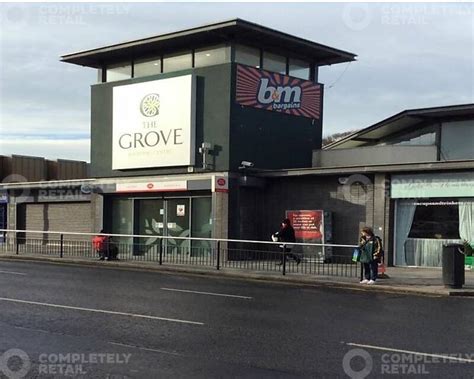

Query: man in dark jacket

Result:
[273,218,301,265]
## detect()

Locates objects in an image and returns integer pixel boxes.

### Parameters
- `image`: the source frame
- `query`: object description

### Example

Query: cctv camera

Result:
[240,161,254,168]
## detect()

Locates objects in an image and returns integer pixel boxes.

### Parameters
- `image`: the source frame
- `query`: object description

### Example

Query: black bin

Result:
[442,244,465,289]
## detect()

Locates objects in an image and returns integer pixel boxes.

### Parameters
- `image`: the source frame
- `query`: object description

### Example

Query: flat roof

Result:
[61,18,356,68]
[324,103,474,150]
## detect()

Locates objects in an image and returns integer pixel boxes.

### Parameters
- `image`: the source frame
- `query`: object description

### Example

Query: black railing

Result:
[0,232,359,278]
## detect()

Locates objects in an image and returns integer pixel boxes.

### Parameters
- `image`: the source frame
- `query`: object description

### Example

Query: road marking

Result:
[109,341,183,356]
[0,297,204,326]
[160,287,252,300]
[0,270,27,276]
[347,343,474,363]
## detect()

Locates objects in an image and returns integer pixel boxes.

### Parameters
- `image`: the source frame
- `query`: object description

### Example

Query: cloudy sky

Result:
[0,2,472,162]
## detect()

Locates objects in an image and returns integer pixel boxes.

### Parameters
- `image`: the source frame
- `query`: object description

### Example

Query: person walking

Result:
[273,218,301,265]
[358,227,382,284]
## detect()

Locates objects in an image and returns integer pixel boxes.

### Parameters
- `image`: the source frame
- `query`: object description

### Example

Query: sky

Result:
[0,2,473,162]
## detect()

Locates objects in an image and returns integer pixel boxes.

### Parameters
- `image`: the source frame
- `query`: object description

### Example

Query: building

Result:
[1,19,355,249]
[0,155,89,238]
[2,20,472,267]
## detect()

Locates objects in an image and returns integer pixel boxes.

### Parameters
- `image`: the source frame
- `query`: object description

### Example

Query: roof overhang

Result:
[61,18,356,68]
[325,104,474,150]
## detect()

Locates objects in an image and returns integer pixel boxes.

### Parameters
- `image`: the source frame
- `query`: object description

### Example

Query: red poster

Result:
[286,210,323,242]
[236,64,322,119]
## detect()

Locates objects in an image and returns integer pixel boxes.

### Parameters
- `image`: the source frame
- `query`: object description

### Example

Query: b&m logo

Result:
[257,78,302,111]
[236,65,321,119]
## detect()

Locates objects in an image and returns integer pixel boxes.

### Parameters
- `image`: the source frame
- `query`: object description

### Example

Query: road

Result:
[0,260,473,378]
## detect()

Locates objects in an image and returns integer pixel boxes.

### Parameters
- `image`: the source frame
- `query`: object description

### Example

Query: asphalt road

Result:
[0,260,473,379]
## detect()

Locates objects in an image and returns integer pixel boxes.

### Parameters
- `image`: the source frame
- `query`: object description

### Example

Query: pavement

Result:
[0,259,473,378]
[0,252,473,297]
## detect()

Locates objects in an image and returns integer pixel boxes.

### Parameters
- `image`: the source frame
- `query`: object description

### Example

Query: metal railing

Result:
[0,229,360,278]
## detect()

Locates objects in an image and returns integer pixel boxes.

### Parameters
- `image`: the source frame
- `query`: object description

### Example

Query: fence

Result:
[0,229,361,278]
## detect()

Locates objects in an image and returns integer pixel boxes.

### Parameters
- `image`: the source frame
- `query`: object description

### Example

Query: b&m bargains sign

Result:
[235,65,321,119]
[112,75,196,170]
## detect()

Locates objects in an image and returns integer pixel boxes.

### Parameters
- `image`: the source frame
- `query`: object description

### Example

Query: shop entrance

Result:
[110,196,212,257]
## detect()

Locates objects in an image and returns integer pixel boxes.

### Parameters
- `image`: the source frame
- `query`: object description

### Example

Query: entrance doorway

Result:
[110,196,212,257]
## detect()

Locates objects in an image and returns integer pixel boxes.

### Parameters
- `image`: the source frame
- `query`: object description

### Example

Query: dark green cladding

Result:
[90,63,322,177]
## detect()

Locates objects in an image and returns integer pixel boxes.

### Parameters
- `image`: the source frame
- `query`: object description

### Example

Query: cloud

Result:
[0,2,472,156]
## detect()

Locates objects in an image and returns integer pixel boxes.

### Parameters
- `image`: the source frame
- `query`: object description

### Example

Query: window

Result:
[289,58,310,80]
[194,45,230,68]
[440,120,474,160]
[234,44,260,68]
[408,201,460,239]
[263,51,286,74]
[106,63,132,82]
[97,68,103,83]
[382,125,438,146]
[163,51,192,73]
[134,57,162,78]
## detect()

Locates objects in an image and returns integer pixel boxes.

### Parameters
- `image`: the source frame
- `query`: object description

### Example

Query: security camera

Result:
[240,161,254,168]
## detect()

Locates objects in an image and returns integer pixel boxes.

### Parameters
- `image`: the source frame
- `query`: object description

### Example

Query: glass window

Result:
[110,198,133,247]
[194,45,230,68]
[163,51,192,73]
[263,51,286,74]
[134,57,162,78]
[234,44,260,68]
[382,125,438,146]
[289,58,310,79]
[106,63,132,82]
[440,120,474,160]
[97,68,103,83]
[408,202,460,239]
[191,197,212,256]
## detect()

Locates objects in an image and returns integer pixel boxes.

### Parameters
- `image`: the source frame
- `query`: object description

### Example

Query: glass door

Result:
[136,199,165,256]
[165,198,191,255]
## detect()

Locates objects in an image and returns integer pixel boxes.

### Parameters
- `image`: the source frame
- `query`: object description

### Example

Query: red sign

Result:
[236,65,322,119]
[212,176,228,193]
[286,210,323,242]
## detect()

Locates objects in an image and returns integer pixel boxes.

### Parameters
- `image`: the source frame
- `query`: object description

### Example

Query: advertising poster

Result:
[285,210,323,243]
[236,64,322,119]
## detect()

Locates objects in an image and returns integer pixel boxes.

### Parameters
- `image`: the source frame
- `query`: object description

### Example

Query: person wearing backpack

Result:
[92,230,110,261]
[358,227,383,284]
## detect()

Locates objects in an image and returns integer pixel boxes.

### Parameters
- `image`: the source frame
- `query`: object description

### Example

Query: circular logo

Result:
[147,183,154,189]
[140,93,160,117]
[217,178,226,186]
[0,348,31,379]
[342,174,372,205]
[342,3,372,31]
[342,348,373,379]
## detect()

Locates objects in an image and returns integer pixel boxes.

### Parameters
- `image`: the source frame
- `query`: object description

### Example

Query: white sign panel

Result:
[113,75,196,170]
[116,180,187,193]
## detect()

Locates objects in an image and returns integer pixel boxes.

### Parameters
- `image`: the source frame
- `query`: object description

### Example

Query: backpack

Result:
[92,235,108,251]
[374,236,384,261]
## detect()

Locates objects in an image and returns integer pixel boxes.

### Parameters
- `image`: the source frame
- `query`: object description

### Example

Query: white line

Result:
[0,297,204,326]
[347,343,474,363]
[109,342,183,356]
[0,270,27,276]
[160,287,252,300]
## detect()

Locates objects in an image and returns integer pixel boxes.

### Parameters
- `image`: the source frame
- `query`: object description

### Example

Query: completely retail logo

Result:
[235,65,321,119]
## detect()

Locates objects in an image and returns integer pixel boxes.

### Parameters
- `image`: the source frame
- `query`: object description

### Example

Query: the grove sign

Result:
[112,75,196,170]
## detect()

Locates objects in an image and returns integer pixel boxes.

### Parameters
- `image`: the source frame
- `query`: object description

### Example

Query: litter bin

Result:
[442,243,465,289]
